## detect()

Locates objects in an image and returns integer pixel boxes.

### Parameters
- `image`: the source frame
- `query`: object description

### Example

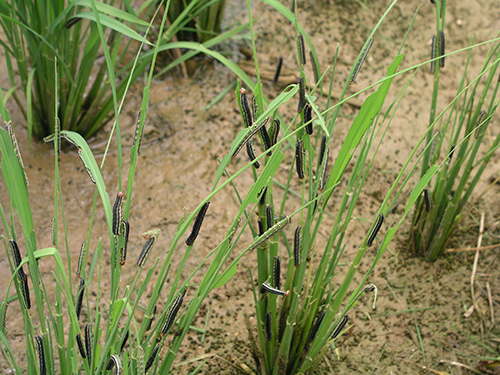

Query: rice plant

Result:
[0,0,156,140]
[409,0,500,261]
[0,1,244,372]
[0,0,231,141]
[221,0,452,373]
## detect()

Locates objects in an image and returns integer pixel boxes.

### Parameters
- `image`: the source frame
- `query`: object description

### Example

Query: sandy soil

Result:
[1,0,500,374]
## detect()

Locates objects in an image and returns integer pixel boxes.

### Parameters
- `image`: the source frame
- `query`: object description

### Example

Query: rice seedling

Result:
[409,0,500,261]
[211,1,458,373]
[0,1,250,372]
[0,0,154,140]
[0,0,233,141]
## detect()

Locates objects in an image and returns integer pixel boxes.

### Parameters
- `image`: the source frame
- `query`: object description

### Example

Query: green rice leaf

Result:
[212,261,238,289]
[405,165,439,216]
[70,12,153,45]
[212,154,231,192]
[323,54,404,207]
[241,150,285,207]
[21,247,67,280]
[111,299,125,326]
[72,0,151,26]
[306,94,328,136]
[260,0,319,65]
[0,82,12,122]
[152,41,255,89]
[58,131,113,235]
[26,68,36,148]
[153,21,251,78]
[0,128,34,237]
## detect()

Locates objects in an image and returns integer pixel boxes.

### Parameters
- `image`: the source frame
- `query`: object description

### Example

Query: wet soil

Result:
[1,0,500,374]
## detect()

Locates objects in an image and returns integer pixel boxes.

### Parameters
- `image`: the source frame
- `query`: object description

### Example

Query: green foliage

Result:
[167,0,226,43]
[409,1,500,261]
[228,1,443,373]
[1,0,500,373]
[0,1,247,372]
[0,0,228,141]
[0,0,153,140]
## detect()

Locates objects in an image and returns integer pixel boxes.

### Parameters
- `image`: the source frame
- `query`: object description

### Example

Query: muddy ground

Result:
[1,0,500,374]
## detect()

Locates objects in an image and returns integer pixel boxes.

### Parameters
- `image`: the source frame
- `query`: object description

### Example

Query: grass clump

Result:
[0,0,154,140]
[223,1,447,373]
[0,0,231,141]
[409,0,500,261]
[0,2,243,372]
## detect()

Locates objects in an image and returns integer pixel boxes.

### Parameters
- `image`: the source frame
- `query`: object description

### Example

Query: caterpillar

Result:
[297,34,306,65]
[295,139,305,179]
[251,95,258,124]
[294,226,302,267]
[240,88,252,128]
[309,311,326,343]
[76,333,87,359]
[367,214,384,247]
[350,38,374,85]
[145,345,161,372]
[260,281,289,297]
[51,216,56,246]
[269,118,280,147]
[10,239,27,281]
[137,230,161,268]
[310,51,320,83]
[5,122,29,187]
[76,241,87,276]
[266,205,274,231]
[75,277,85,321]
[258,218,264,237]
[319,148,330,192]
[161,292,184,334]
[259,186,268,206]
[120,220,130,266]
[297,78,306,113]
[35,335,46,375]
[260,125,272,156]
[249,216,291,251]
[423,187,432,213]
[21,278,31,309]
[246,140,260,169]
[120,330,129,353]
[474,110,488,138]
[331,315,349,339]
[430,35,436,74]
[439,30,445,67]
[185,202,211,246]
[112,192,124,236]
[273,256,281,290]
[304,103,313,135]
[85,324,92,367]
[232,118,269,158]
[106,355,121,375]
[265,311,272,341]
[146,305,157,332]
[132,109,143,154]
[273,57,283,84]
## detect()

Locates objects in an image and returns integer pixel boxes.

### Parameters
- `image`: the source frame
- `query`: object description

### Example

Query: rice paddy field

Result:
[1,1,500,374]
